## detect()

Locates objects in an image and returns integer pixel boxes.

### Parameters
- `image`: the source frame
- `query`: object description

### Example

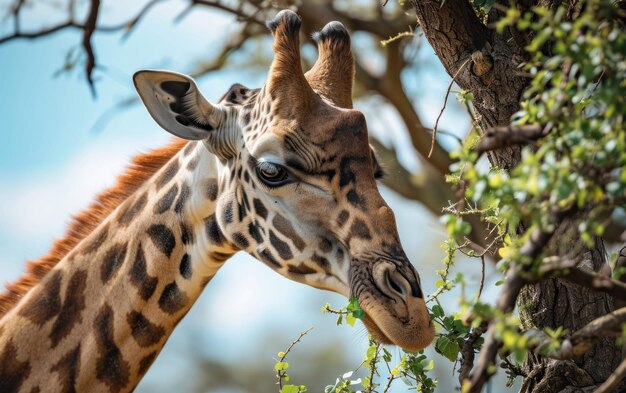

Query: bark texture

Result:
[408,0,622,391]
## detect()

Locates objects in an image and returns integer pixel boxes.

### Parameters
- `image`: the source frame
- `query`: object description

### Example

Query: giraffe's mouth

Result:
[357,300,435,351]
[350,260,434,351]
[360,314,394,345]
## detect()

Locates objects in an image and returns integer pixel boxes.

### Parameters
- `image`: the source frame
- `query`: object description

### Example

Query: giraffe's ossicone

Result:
[0,10,433,393]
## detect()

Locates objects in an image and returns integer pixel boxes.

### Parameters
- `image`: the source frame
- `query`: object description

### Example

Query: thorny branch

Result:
[429,56,472,158]
[275,327,314,391]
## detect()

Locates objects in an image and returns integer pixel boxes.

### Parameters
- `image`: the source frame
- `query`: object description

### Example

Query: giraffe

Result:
[0,10,434,393]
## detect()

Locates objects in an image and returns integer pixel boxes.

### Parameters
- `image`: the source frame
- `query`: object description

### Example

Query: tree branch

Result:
[468,208,574,391]
[561,267,626,301]
[82,0,100,95]
[524,307,626,360]
[459,322,489,385]
[191,0,266,26]
[0,0,164,45]
[475,125,548,154]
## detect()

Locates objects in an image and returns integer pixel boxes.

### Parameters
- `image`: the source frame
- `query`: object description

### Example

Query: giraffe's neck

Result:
[0,141,235,393]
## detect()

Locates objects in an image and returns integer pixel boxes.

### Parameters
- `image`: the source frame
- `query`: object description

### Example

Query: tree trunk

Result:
[407,0,622,390]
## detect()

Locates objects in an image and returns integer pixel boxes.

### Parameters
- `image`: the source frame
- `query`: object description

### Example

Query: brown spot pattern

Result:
[349,218,372,240]
[156,160,180,189]
[94,304,130,391]
[205,214,225,245]
[273,214,305,251]
[318,238,332,253]
[127,311,165,347]
[288,263,318,275]
[101,243,128,284]
[205,178,218,201]
[174,183,191,214]
[18,270,62,326]
[50,344,81,393]
[337,210,349,227]
[180,222,194,245]
[147,224,176,257]
[82,223,109,255]
[130,243,158,301]
[50,269,88,347]
[137,351,158,377]
[118,193,147,225]
[186,156,199,171]
[158,282,188,315]
[253,198,267,219]
[312,253,330,269]
[182,142,195,156]
[154,184,178,214]
[269,230,293,260]
[231,232,250,249]
[0,340,31,393]
[179,254,192,280]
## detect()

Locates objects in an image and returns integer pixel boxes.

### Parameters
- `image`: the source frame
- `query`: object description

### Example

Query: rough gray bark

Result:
[408,0,622,391]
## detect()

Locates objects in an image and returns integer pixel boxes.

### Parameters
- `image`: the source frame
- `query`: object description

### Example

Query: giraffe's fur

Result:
[0,10,433,393]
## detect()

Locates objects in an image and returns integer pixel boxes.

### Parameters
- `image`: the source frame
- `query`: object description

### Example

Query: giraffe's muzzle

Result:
[350,258,435,351]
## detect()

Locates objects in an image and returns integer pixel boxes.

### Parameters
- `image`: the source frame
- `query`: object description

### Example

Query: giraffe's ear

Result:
[133,70,224,140]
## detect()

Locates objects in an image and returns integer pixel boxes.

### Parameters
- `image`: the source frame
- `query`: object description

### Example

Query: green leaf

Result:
[281,385,302,393]
[435,336,460,362]
[345,313,356,327]
[431,304,444,318]
[274,361,289,371]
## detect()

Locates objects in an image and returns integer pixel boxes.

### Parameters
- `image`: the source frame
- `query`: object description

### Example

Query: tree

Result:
[407,0,626,391]
[1,0,625,392]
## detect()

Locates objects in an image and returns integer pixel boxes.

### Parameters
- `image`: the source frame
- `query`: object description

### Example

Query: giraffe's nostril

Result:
[410,281,423,299]
[385,269,405,297]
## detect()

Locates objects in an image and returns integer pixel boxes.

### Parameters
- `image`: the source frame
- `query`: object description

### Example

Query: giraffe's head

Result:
[134,10,434,351]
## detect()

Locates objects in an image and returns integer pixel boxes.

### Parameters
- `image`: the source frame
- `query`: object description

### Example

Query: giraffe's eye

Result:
[256,162,292,187]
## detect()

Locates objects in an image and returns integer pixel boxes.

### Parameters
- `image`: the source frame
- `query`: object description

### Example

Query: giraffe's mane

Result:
[0,138,188,318]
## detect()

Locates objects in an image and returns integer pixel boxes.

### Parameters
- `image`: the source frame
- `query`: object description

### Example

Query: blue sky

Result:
[0,1,511,391]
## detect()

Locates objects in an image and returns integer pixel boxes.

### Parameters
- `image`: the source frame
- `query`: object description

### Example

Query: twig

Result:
[524,307,626,360]
[381,30,414,47]
[478,255,486,300]
[82,0,100,96]
[475,124,548,154]
[382,373,396,393]
[276,327,314,391]
[321,304,349,315]
[458,322,489,384]
[468,271,528,392]
[560,267,626,300]
[594,355,626,393]
[0,0,164,45]
[428,57,471,158]
[192,0,265,26]
[364,343,381,393]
